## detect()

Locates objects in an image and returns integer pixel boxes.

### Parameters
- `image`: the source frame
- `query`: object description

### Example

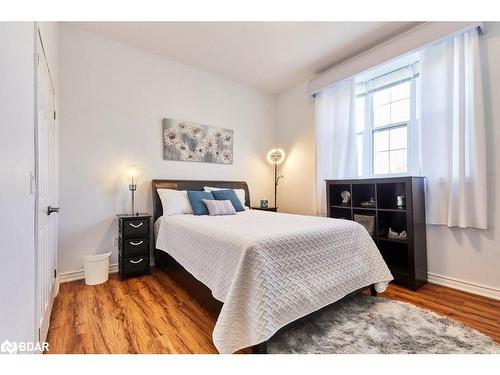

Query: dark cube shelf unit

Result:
[326,176,427,291]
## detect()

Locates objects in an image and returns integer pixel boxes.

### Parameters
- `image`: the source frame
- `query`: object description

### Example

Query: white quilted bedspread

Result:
[155,210,393,353]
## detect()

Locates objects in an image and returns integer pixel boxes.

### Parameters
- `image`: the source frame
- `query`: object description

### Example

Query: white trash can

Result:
[83,251,112,285]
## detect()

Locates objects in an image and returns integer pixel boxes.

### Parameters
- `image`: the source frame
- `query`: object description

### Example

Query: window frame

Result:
[356,68,419,177]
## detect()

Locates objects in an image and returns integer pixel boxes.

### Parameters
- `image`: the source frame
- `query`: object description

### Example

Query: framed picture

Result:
[162,118,233,164]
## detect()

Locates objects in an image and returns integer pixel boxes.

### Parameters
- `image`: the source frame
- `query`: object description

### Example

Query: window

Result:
[356,63,419,176]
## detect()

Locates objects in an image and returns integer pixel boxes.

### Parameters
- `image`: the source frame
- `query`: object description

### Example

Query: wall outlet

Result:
[113,236,118,247]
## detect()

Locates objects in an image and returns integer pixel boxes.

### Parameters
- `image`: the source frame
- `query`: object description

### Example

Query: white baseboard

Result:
[57,259,155,285]
[427,272,500,300]
[58,263,119,284]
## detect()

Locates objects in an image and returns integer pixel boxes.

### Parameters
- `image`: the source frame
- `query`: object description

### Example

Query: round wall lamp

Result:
[267,148,286,165]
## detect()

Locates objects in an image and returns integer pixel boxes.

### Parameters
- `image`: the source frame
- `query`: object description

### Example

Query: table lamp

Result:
[125,164,139,215]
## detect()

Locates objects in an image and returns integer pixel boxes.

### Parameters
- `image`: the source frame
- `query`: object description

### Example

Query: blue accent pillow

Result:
[187,191,214,215]
[211,189,245,212]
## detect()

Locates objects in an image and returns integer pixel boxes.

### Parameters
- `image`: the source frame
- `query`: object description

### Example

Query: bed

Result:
[152,179,393,354]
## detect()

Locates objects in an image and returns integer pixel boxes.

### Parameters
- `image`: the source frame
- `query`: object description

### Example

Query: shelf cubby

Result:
[377,210,407,239]
[353,209,376,238]
[352,183,376,208]
[377,241,409,283]
[328,184,352,207]
[377,182,407,210]
[330,207,352,220]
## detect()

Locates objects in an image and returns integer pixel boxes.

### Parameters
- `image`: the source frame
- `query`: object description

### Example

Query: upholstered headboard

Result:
[151,179,250,222]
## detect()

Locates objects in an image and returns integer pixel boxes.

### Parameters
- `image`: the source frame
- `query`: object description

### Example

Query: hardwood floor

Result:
[48,268,221,354]
[46,268,500,354]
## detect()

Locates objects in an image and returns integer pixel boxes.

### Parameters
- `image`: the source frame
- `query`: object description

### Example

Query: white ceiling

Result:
[69,22,421,93]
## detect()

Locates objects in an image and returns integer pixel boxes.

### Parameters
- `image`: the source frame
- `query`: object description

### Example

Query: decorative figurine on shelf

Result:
[388,227,399,239]
[388,227,408,240]
[341,191,351,206]
[260,199,268,209]
[360,197,376,208]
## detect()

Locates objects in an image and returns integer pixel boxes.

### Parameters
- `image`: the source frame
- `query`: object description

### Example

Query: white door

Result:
[36,31,57,344]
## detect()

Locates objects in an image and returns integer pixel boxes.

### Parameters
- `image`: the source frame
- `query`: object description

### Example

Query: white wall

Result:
[275,81,315,214]
[58,25,276,274]
[0,22,36,343]
[275,22,500,298]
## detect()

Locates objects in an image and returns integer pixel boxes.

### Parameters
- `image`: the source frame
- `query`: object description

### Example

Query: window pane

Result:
[373,126,408,175]
[355,96,365,132]
[374,88,390,107]
[357,134,363,176]
[373,129,389,152]
[391,98,410,124]
[390,149,407,173]
[390,81,410,101]
[389,126,407,149]
[374,151,389,174]
[374,103,390,127]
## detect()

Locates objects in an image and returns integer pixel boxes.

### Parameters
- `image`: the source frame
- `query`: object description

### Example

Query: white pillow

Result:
[203,186,247,207]
[203,199,237,216]
[157,188,193,216]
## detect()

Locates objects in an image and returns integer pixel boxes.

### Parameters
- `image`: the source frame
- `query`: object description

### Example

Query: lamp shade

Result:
[125,164,139,183]
[267,148,285,165]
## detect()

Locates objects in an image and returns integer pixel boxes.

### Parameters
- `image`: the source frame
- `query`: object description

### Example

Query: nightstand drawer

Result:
[123,218,149,238]
[122,237,149,257]
[123,255,149,276]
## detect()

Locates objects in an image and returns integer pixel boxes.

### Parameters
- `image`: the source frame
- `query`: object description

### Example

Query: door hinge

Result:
[53,111,56,120]
[54,269,57,278]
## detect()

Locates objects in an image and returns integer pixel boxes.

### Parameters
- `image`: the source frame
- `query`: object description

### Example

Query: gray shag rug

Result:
[268,295,500,354]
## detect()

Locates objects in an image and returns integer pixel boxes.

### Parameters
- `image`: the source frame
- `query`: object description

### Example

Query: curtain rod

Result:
[308,22,485,96]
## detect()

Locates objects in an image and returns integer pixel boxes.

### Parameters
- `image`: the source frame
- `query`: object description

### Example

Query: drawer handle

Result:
[129,240,144,246]
[129,258,143,264]
[129,222,143,228]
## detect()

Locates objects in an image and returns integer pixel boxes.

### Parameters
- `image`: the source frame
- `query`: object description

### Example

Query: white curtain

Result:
[420,27,487,229]
[314,79,357,216]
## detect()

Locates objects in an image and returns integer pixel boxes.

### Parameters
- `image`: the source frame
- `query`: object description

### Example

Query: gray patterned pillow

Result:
[203,199,237,216]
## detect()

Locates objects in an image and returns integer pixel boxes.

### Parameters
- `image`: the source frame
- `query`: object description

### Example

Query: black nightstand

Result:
[117,213,151,280]
[251,207,278,212]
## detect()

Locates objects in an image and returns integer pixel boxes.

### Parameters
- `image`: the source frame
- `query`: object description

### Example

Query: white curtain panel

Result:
[314,79,358,216]
[420,27,487,229]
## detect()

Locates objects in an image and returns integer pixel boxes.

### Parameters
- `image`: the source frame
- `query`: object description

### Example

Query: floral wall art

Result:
[162,118,234,164]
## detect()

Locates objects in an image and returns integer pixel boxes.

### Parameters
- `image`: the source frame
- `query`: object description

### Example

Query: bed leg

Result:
[252,341,267,354]
[370,284,377,297]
